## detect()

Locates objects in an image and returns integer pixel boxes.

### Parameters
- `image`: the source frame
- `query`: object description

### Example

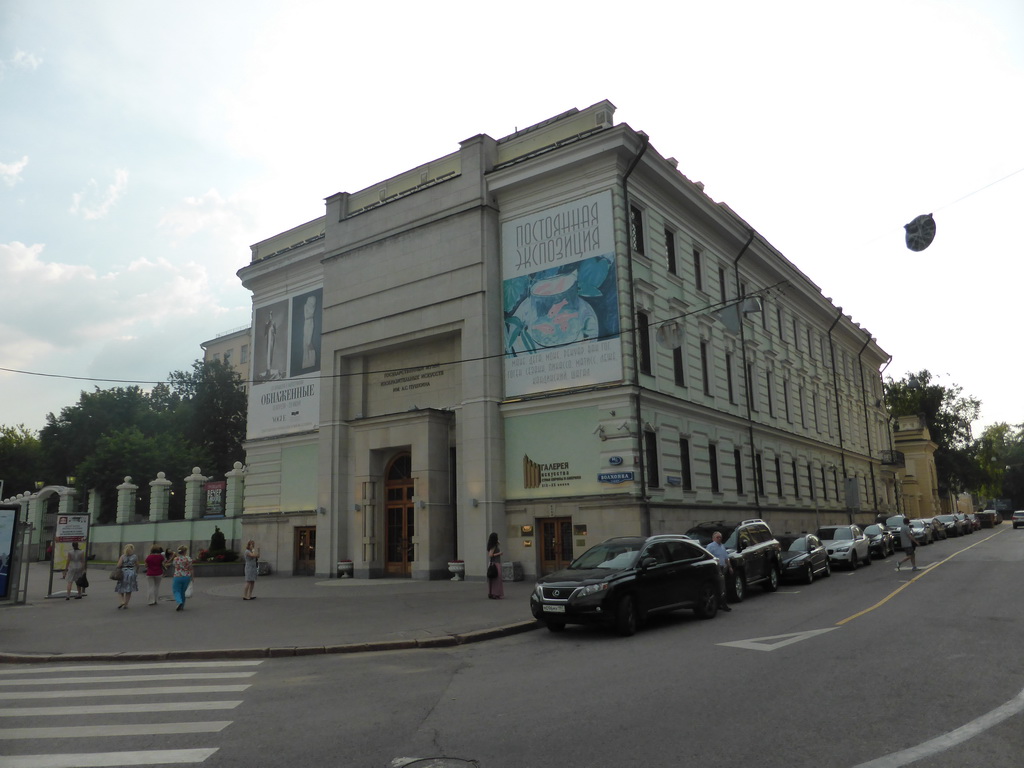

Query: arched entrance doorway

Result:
[384,453,414,577]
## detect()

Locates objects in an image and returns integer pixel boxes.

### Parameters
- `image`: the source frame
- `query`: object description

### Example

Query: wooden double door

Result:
[385,454,415,577]
[540,517,574,575]
[294,526,316,576]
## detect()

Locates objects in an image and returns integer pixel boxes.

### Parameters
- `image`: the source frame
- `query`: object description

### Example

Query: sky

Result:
[1,0,1022,438]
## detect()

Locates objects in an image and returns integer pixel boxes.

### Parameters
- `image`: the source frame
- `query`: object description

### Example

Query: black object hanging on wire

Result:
[904,213,936,251]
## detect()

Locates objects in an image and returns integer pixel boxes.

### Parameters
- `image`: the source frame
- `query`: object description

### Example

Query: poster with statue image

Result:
[502,190,622,398]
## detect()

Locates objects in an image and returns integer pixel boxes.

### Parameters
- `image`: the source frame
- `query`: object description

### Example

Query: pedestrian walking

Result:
[170,545,194,612]
[896,517,920,572]
[486,532,504,599]
[144,545,166,605]
[63,541,86,600]
[705,531,733,612]
[115,544,139,609]
[243,540,260,600]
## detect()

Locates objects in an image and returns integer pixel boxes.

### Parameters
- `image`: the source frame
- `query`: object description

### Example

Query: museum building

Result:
[236,100,898,580]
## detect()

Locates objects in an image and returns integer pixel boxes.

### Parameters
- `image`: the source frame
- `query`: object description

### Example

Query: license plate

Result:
[542,604,566,613]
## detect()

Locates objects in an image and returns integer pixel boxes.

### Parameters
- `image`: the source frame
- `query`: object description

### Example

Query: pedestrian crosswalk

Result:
[0,660,263,768]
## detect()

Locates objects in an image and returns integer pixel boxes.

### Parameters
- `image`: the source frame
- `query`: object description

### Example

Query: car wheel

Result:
[823,559,831,577]
[849,554,857,570]
[763,564,780,592]
[863,550,872,566]
[804,564,814,585]
[693,582,718,619]
[614,594,637,637]
[545,621,566,633]
[727,571,746,602]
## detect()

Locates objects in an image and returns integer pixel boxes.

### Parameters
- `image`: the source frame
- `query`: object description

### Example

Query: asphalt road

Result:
[3,526,1023,768]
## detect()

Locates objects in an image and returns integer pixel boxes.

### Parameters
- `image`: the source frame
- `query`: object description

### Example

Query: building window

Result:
[776,307,784,340]
[833,467,840,500]
[755,453,765,496]
[799,385,807,428]
[821,466,829,501]
[766,371,775,417]
[792,460,800,498]
[792,317,800,352]
[734,449,744,495]
[700,340,711,396]
[806,328,814,360]
[673,347,685,387]
[680,438,693,491]
[812,390,820,432]
[665,229,677,274]
[213,352,221,362]
[629,204,645,256]
[746,363,757,412]
[693,248,704,292]
[774,457,783,497]
[644,430,660,488]
[761,297,769,331]
[808,465,816,500]
[637,312,652,375]
[709,444,720,493]
[783,379,791,422]
[718,266,728,302]
[726,353,735,404]
[240,344,249,364]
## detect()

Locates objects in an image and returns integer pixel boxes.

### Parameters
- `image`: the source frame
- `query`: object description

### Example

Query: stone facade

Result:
[236,101,895,580]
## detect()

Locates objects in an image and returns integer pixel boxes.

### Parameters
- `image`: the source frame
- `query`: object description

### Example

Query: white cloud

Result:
[0,156,28,186]
[11,49,42,71]
[69,168,129,220]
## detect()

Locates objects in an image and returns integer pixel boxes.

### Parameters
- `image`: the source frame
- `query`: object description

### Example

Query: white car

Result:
[816,525,871,569]
[1012,511,1024,529]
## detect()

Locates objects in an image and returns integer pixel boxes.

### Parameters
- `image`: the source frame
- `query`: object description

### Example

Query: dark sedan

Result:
[530,535,724,636]
[776,534,831,583]
[935,514,964,537]
[863,524,895,558]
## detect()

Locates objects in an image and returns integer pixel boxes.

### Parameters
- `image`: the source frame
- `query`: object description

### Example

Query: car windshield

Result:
[818,527,851,540]
[864,525,881,536]
[685,526,735,548]
[570,543,642,570]
[777,536,807,552]
[936,515,955,522]
[885,516,905,528]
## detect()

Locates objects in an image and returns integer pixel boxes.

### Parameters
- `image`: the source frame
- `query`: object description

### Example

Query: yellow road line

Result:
[836,528,1006,626]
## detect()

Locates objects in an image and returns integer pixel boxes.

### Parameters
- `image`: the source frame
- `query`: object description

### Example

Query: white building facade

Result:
[237,101,897,579]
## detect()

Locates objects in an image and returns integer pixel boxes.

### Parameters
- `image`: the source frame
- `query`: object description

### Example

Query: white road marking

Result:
[853,686,1024,767]
[718,627,838,651]
[0,748,218,767]
[0,661,263,676]
[13,685,251,700]
[0,721,232,739]
[0,672,255,686]
[0,700,242,717]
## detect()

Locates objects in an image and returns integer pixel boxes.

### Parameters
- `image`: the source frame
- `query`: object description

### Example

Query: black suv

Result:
[684,519,782,602]
[530,535,724,636]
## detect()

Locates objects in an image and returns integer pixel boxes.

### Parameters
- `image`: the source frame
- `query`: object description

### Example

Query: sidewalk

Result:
[0,562,539,663]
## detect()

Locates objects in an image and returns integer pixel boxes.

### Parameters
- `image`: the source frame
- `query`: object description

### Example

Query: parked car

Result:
[884,515,907,549]
[685,519,783,602]
[1012,511,1024,529]
[776,534,831,583]
[817,525,871,569]
[934,514,964,537]
[911,519,934,545]
[862,524,895,558]
[529,535,724,636]
[978,510,999,527]
[924,517,946,541]
[954,512,974,534]
[966,513,981,531]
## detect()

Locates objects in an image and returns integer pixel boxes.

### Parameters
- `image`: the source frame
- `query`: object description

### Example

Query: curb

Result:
[0,620,542,664]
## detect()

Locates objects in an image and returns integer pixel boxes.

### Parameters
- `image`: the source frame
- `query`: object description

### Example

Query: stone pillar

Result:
[27,492,45,557]
[116,477,138,523]
[224,462,245,518]
[58,487,78,516]
[87,489,101,521]
[184,467,208,521]
[149,472,172,521]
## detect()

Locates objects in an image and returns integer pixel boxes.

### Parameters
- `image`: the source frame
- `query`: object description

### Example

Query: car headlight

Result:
[834,543,851,551]
[576,583,608,598]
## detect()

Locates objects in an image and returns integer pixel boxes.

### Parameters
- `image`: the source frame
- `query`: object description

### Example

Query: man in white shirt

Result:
[706,531,733,612]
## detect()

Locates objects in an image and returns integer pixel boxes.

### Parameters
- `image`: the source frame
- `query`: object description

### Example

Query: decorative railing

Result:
[880,450,905,467]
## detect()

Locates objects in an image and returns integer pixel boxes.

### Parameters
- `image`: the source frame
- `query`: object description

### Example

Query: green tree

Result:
[975,422,1024,508]
[884,369,982,495]
[0,425,43,498]
[167,359,247,475]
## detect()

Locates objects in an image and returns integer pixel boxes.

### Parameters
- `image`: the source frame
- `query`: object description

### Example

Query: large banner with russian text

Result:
[248,287,323,439]
[501,191,622,398]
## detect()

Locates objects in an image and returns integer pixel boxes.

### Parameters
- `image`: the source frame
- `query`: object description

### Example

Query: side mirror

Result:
[640,556,657,570]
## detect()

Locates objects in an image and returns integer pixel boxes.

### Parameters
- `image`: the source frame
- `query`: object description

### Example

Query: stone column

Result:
[149,472,172,521]
[116,477,138,524]
[58,487,78,517]
[224,462,245,518]
[184,467,208,521]
[87,490,101,521]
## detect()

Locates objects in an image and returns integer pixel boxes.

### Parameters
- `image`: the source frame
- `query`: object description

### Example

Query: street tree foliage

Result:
[884,369,982,495]
[0,425,42,499]
[30,359,247,521]
[974,422,1024,509]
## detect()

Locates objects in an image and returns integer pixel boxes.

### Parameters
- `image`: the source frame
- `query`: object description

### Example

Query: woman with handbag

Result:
[114,543,139,609]
[170,545,194,612]
[63,541,86,600]
[486,532,504,600]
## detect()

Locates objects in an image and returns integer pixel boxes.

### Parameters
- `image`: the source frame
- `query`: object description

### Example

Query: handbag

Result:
[109,567,123,581]
[185,581,194,599]
[76,574,89,589]
[487,563,498,579]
